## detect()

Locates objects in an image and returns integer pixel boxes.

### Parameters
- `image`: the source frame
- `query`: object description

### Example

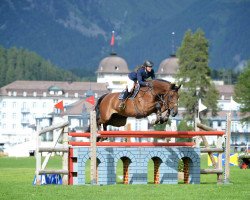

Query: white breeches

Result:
[127,78,136,92]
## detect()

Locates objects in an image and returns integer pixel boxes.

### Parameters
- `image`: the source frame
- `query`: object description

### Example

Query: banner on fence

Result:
[33,174,62,185]
[208,153,238,166]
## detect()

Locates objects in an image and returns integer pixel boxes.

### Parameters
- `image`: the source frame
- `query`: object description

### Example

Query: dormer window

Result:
[115,66,119,71]
[48,86,64,96]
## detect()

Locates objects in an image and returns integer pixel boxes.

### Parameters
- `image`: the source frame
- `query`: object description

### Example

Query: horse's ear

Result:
[176,85,181,90]
[170,83,176,89]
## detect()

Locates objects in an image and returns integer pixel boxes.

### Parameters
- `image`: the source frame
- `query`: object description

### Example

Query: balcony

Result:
[21,108,30,113]
[21,118,29,124]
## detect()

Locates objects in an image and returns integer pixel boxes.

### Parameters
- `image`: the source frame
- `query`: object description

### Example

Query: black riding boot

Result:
[119,90,130,109]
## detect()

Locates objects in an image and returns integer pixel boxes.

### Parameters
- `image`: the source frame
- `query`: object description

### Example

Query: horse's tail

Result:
[94,93,108,122]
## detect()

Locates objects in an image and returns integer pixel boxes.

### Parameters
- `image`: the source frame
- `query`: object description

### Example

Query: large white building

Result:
[0,80,109,156]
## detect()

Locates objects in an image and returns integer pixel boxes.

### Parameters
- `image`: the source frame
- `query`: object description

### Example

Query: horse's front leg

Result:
[162,109,170,123]
[155,102,162,124]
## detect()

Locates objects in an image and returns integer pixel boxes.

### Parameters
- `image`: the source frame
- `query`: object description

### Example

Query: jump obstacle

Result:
[35,111,231,185]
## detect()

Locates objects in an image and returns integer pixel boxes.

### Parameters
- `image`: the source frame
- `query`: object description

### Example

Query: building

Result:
[0,80,109,156]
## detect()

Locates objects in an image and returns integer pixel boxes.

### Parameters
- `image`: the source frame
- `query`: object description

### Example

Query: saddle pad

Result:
[118,89,126,100]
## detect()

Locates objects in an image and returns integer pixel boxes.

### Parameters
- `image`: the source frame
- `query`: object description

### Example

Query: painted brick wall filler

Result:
[70,146,200,185]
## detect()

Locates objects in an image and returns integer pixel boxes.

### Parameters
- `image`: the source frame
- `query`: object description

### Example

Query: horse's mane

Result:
[153,79,171,84]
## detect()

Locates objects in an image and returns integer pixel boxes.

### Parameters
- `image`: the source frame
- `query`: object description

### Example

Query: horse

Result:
[95,79,180,131]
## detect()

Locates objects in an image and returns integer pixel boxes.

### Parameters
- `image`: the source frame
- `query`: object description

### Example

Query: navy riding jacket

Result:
[128,67,155,86]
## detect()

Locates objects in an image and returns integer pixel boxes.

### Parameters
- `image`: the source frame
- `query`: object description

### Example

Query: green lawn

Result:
[0,155,249,200]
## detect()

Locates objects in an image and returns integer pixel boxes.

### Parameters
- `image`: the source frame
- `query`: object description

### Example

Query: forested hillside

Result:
[0,0,249,77]
[0,46,80,88]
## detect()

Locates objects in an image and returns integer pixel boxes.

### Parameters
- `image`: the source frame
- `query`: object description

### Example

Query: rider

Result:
[119,60,155,109]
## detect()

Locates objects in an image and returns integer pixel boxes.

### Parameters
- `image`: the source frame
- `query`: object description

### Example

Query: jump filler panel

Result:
[69,146,200,185]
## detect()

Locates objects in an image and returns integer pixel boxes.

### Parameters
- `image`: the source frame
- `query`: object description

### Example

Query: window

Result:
[12,124,16,129]
[12,113,16,119]
[135,119,141,130]
[43,102,46,108]
[65,93,68,97]
[23,102,27,108]
[13,91,17,96]
[23,91,27,97]
[74,93,79,98]
[12,102,17,108]
[33,102,36,108]
[2,113,6,119]
[2,101,6,108]
[33,92,37,97]
[43,92,47,97]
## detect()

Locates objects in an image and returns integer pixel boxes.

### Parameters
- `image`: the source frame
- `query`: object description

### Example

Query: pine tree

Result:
[175,29,219,121]
[234,62,250,122]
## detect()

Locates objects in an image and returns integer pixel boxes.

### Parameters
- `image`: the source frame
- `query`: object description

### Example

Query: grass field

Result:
[0,155,249,200]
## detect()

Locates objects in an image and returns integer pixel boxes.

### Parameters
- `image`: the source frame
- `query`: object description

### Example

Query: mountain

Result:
[0,0,249,76]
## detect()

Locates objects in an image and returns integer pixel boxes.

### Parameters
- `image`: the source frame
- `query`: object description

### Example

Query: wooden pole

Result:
[90,111,97,185]
[62,125,69,185]
[224,112,231,184]
[197,122,217,168]
[217,135,223,183]
[35,122,41,185]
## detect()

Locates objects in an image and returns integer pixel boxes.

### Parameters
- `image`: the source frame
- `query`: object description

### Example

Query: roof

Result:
[0,80,109,98]
[62,99,94,116]
[157,55,179,75]
[96,52,130,74]
[216,85,234,100]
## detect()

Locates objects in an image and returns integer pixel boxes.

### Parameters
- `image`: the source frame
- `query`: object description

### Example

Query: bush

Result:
[178,159,184,172]
[238,154,250,169]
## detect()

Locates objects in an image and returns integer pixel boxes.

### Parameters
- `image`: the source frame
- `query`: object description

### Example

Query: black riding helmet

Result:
[143,60,154,68]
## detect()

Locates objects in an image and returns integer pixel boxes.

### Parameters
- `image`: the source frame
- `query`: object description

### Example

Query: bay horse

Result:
[95,79,180,131]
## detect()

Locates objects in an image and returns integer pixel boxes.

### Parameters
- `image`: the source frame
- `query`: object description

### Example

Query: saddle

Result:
[118,84,140,100]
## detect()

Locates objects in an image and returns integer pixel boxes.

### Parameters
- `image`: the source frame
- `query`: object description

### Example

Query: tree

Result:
[175,29,219,122]
[234,62,250,122]
[0,46,80,87]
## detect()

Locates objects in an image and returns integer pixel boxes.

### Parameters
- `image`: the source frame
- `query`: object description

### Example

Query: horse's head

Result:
[167,84,181,117]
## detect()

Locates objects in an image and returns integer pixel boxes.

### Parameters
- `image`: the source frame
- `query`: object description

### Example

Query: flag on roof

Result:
[110,31,115,46]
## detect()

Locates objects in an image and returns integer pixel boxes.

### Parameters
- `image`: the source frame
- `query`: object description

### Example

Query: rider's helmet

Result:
[143,60,154,68]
